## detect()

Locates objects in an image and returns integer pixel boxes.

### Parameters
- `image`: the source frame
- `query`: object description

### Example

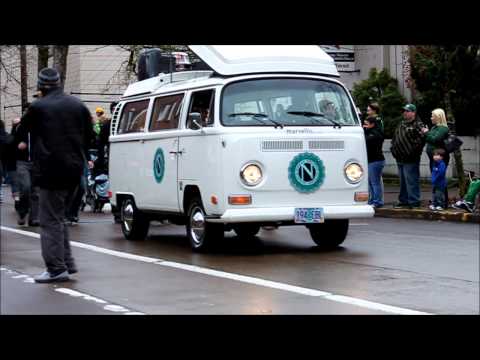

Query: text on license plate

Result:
[294,208,324,223]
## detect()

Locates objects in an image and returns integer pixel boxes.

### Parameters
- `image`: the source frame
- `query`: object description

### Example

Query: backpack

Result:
[444,132,463,153]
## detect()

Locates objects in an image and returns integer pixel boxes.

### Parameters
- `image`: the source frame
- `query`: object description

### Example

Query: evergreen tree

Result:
[352,68,406,139]
[409,45,480,195]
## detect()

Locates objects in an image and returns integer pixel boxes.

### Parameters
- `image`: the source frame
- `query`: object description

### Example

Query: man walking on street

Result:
[390,104,426,209]
[18,68,95,283]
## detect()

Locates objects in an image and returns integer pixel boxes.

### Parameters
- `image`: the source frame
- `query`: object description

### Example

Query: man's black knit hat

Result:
[38,67,60,89]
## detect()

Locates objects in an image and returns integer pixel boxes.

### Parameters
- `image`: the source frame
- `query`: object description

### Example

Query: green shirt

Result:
[425,125,449,153]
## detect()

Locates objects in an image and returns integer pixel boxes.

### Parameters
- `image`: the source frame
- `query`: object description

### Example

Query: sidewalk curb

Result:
[375,208,480,224]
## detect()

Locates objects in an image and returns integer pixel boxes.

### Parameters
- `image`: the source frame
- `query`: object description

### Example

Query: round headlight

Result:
[240,163,263,186]
[344,162,363,184]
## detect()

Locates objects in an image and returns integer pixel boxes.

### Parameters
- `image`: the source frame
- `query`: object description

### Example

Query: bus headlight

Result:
[240,163,263,186]
[344,162,364,184]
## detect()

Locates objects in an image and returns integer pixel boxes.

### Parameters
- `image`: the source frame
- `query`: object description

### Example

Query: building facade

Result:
[2,45,412,126]
[3,45,476,177]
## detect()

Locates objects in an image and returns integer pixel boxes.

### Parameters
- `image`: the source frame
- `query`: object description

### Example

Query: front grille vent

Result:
[308,140,344,151]
[262,140,304,152]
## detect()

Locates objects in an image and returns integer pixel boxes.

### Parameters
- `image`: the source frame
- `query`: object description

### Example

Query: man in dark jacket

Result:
[18,68,95,283]
[390,104,426,209]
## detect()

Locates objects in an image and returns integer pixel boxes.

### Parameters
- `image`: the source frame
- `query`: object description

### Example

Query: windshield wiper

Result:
[228,112,284,129]
[287,111,342,128]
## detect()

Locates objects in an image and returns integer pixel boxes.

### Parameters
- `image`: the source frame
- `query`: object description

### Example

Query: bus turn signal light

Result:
[354,192,369,202]
[228,195,252,205]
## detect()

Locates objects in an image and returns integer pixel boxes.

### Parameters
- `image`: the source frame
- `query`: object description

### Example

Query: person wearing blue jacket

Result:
[429,148,447,211]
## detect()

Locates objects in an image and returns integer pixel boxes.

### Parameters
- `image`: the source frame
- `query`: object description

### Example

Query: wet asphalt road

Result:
[1,197,479,315]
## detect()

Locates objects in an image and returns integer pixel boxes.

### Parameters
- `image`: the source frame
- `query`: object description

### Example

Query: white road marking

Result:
[2,265,145,315]
[160,261,332,297]
[103,305,130,312]
[55,288,108,304]
[1,225,432,315]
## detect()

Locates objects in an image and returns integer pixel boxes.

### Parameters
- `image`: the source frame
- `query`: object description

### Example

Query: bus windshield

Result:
[221,78,359,127]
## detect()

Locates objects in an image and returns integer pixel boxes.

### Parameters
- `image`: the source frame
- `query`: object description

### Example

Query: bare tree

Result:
[53,45,69,90]
[20,45,28,112]
[37,45,50,72]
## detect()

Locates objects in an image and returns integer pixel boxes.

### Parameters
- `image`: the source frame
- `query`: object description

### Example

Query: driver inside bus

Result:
[319,99,338,121]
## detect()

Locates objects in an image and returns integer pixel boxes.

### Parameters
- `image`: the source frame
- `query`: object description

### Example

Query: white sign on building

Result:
[320,45,355,72]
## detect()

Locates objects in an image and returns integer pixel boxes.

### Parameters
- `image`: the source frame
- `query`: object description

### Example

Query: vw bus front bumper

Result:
[207,205,374,223]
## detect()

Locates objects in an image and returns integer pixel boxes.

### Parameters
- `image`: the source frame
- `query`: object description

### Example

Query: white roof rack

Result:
[122,70,214,98]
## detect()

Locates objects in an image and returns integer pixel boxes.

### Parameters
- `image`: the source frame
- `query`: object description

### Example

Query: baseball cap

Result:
[403,104,417,112]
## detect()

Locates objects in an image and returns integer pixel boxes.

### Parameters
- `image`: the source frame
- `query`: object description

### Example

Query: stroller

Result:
[80,149,111,213]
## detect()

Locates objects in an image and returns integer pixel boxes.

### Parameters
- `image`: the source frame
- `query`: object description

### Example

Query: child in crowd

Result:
[453,179,480,213]
[429,148,447,211]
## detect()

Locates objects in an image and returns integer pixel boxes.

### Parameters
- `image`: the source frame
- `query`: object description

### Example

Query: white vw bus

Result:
[109,45,374,252]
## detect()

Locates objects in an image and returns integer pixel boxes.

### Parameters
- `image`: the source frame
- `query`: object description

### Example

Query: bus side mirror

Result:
[188,112,203,130]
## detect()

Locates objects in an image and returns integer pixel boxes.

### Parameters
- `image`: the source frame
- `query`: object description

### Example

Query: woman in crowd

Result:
[422,108,450,207]
[363,103,385,208]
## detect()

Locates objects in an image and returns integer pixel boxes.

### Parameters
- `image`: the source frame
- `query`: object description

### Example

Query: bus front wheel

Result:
[186,197,224,252]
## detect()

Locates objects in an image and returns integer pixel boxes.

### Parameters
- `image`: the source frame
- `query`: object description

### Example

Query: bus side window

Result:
[117,100,150,134]
[187,89,215,129]
[150,94,184,132]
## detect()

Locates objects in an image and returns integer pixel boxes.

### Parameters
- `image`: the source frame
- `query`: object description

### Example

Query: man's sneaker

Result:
[17,216,27,226]
[67,217,79,226]
[453,200,473,213]
[34,270,70,283]
[28,220,40,227]
[429,204,436,211]
[435,206,444,211]
[409,203,421,209]
[68,267,78,275]
[393,202,409,209]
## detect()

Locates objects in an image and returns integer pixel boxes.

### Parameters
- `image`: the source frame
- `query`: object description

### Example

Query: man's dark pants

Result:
[16,161,39,221]
[66,169,87,220]
[39,188,76,275]
[397,162,421,206]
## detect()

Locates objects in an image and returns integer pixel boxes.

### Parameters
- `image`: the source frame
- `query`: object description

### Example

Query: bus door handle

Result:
[169,150,184,155]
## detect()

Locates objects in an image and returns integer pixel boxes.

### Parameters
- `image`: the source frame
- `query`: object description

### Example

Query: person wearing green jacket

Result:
[422,108,450,170]
[421,108,450,207]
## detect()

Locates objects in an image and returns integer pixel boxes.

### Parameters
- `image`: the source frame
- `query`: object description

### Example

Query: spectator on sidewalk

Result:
[390,104,426,209]
[12,111,40,227]
[363,113,385,208]
[4,118,21,203]
[429,148,447,211]
[422,108,450,207]
[453,179,480,213]
[0,119,11,203]
[366,102,384,133]
[18,67,95,284]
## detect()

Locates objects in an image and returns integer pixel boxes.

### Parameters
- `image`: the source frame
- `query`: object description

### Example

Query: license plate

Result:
[294,208,324,224]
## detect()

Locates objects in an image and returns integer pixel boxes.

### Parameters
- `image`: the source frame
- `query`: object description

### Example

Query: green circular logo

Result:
[288,152,325,193]
[153,148,165,184]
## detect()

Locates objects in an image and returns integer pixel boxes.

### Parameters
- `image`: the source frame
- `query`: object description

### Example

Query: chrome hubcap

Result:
[122,202,134,233]
[190,206,205,246]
